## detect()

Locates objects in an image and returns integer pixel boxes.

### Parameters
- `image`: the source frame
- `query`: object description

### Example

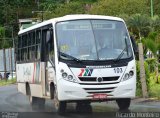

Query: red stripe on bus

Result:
[32,63,36,83]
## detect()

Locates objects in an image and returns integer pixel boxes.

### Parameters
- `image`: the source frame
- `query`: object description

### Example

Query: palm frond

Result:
[144,39,157,56]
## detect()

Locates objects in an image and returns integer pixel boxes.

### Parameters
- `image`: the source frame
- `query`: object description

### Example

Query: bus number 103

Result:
[114,68,123,73]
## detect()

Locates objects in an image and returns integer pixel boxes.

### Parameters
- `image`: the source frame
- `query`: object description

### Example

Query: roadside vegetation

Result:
[136,59,160,98]
[0,78,16,86]
[0,0,160,98]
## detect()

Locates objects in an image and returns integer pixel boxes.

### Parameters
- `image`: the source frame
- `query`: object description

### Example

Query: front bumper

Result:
[57,77,136,101]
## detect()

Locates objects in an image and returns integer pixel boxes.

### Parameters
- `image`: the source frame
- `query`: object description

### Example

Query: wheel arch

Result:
[26,82,31,95]
[50,82,55,99]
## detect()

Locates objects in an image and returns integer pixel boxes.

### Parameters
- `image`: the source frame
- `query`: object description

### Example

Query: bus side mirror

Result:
[130,36,139,59]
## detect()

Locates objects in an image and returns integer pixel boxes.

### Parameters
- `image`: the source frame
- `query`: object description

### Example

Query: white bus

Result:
[16,15,137,113]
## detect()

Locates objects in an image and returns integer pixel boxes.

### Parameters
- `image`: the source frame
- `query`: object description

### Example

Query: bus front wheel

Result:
[53,89,66,114]
[116,98,131,110]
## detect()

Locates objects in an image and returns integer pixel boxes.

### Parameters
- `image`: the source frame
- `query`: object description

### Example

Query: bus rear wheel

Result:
[29,96,45,109]
[53,89,66,114]
[116,98,131,110]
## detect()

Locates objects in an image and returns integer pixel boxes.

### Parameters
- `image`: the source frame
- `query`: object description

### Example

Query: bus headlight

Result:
[122,71,134,81]
[61,70,77,82]
[123,73,130,81]
[68,75,73,80]
[62,72,68,78]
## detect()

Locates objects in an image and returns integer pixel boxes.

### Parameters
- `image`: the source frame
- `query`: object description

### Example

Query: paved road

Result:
[0,85,160,118]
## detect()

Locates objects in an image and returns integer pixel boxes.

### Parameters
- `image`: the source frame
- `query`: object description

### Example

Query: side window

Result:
[18,30,42,63]
[18,36,22,49]
[17,36,21,62]
[32,31,36,45]
[31,31,36,60]
[20,34,28,62]
[41,25,54,62]
[28,32,31,60]
[47,29,54,62]
[41,29,47,61]
[46,29,54,61]
[27,31,36,61]
[36,30,41,60]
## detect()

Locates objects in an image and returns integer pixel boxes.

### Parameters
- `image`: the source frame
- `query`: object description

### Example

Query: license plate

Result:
[92,94,107,100]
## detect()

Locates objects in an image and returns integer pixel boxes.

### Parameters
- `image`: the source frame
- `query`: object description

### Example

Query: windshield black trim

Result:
[59,56,133,68]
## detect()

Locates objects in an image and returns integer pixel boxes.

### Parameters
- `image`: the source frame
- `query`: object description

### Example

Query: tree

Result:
[43,1,86,19]
[127,14,151,40]
[0,26,7,49]
[143,32,160,83]
[89,0,149,16]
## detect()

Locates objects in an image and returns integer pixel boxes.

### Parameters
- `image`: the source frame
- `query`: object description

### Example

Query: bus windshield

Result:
[56,20,132,61]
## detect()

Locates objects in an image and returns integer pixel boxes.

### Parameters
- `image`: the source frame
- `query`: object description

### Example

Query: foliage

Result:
[0,78,16,86]
[148,73,160,98]
[137,59,160,97]
[89,0,149,16]
[146,58,157,72]
[127,14,151,39]
[143,32,160,57]
[0,26,5,49]
[45,2,85,18]
[151,15,160,32]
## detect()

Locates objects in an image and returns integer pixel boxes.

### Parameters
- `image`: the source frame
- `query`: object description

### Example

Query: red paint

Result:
[32,63,36,83]
[78,68,85,76]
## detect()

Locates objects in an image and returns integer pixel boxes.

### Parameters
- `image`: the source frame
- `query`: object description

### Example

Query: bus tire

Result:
[116,98,131,110]
[29,96,45,109]
[29,96,37,106]
[26,83,45,109]
[53,88,66,114]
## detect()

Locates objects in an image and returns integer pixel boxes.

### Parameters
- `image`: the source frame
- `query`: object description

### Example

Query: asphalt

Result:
[0,85,160,118]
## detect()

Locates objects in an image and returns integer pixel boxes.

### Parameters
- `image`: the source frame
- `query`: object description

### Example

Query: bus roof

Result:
[18,14,124,35]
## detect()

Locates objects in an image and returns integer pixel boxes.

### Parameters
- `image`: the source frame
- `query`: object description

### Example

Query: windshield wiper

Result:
[59,51,82,63]
[114,45,130,62]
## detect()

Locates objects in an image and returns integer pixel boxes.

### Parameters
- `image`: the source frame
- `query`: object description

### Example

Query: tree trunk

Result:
[138,43,148,98]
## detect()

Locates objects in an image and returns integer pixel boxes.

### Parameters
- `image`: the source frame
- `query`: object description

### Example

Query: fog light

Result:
[129,71,134,76]
[62,72,67,78]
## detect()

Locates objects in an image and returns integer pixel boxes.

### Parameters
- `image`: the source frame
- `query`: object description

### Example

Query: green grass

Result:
[0,78,16,86]
[136,87,142,97]
[148,81,160,99]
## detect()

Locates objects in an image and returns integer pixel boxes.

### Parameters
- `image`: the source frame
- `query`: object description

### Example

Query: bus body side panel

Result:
[17,62,44,98]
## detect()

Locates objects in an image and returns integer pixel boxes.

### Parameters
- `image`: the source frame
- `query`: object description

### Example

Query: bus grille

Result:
[78,76,119,82]
[83,87,116,94]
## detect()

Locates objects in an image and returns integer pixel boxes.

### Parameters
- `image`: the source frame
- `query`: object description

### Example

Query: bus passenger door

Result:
[42,26,55,97]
